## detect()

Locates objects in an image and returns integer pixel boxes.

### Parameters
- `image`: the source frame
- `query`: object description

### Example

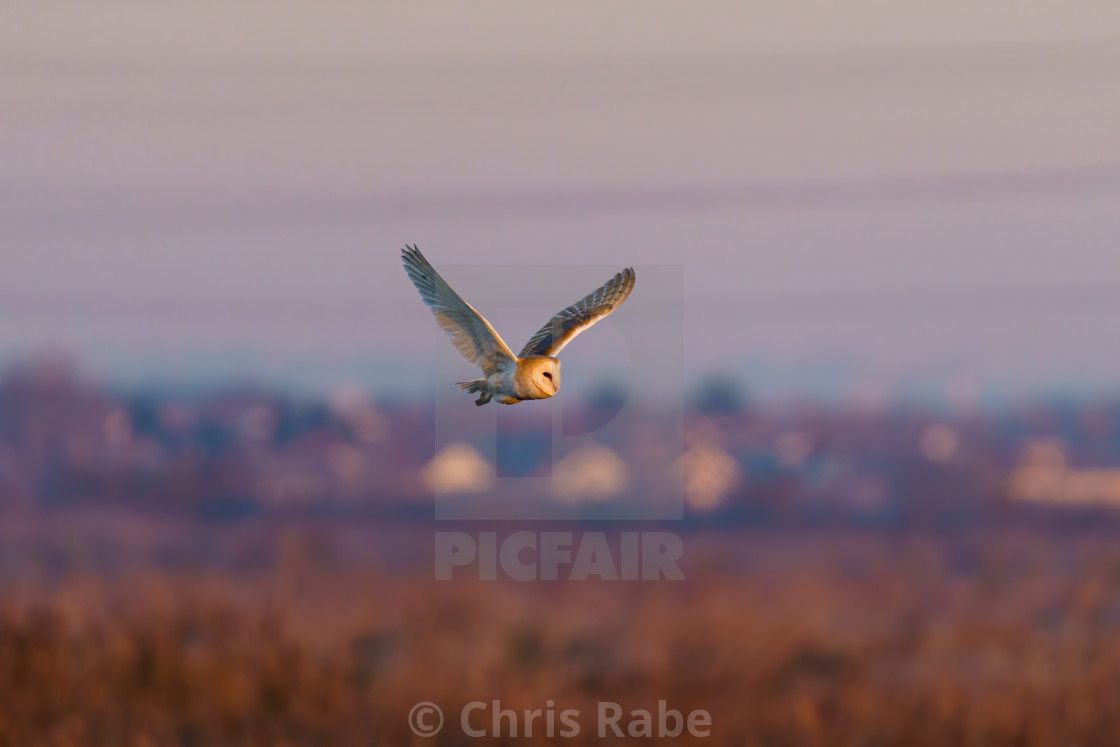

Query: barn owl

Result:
[401,245,635,405]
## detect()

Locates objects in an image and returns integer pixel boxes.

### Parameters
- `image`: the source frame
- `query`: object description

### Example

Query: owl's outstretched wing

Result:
[401,245,516,375]
[518,267,635,358]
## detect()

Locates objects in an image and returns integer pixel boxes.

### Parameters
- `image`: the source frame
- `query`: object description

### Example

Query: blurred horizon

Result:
[3,344,1119,410]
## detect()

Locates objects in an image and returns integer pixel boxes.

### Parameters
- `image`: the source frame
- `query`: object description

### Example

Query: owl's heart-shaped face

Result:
[525,356,561,397]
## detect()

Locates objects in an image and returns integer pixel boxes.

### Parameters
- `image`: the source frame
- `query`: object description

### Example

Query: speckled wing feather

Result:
[518,267,636,358]
[401,245,516,375]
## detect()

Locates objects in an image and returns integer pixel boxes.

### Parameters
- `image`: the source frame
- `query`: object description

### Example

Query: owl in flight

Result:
[401,245,635,405]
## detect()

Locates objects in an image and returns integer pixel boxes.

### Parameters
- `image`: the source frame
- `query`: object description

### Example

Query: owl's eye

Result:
[543,372,552,379]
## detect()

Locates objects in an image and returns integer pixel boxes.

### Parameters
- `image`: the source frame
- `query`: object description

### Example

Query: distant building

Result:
[1007,439,1120,507]
[552,444,628,502]
[423,443,492,494]
[676,441,742,511]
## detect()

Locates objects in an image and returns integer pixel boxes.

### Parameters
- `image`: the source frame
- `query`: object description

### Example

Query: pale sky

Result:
[3,1,1120,402]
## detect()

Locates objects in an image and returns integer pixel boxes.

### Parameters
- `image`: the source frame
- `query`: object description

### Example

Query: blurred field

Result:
[2,520,1119,746]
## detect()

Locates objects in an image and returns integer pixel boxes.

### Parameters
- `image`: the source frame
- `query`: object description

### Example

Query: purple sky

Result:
[4,2,1120,403]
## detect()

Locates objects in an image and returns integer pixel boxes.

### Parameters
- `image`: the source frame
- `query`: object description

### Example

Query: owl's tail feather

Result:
[457,379,491,406]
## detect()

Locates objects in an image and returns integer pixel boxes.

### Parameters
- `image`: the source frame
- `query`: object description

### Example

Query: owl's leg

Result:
[457,379,491,405]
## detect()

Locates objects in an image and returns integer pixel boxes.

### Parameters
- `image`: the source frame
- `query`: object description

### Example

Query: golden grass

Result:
[1,527,1119,745]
